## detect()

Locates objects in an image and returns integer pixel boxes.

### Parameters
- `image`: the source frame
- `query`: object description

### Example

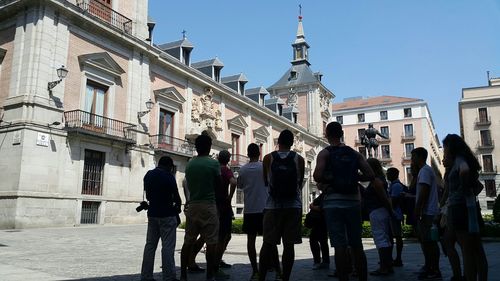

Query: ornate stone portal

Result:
[191,88,223,135]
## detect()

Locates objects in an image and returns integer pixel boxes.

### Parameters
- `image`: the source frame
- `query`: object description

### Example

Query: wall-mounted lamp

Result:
[47,65,69,92]
[137,99,154,118]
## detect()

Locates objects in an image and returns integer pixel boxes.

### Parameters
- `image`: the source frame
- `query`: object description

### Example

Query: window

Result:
[380,126,389,138]
[404,124,414,137]
[480,130,492,146]
[406,167,413,185]
[295,47,303,60]
[290,70,298,80]
[482,155,494,172]
[84,82,108,127]
[159,109,174,137]
[357,128,366,140]
[381,145,390,159]
[380,110,388,120]
[485,180,497,197]
[236,189,244,204]
[358,147,367,158]
[478,108,488,123]
[405,143,415,157]
[82,149,105,195]
[357,113,365,123]
[231,134,240,157]
[336,116,343,124]
[81,201,100,224]
[292,113,298,124]
[404,108,412,118]
[278,104,283,116]
[487,201,495,210]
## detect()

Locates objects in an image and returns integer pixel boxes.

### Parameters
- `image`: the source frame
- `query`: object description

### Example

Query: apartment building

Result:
[332,96,443,185]
[0,0,333,228]
[460,77,500,212]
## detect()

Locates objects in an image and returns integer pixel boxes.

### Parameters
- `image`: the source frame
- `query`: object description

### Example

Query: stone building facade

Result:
[331,96,443,185]
[460,77,500,212]
[0,0,332,228]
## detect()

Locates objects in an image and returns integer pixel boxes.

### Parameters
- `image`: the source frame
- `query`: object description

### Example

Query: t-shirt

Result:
[265,151,302,209]
[388,180,404,220]
[416,164,440,216]
[447,156,474,206]
[144,167,181,217]
[185,156,220,204]
[216,165,234,214]
[237,161,268,214]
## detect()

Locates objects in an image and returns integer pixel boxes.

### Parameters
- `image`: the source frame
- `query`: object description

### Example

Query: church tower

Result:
[267,8,334,137]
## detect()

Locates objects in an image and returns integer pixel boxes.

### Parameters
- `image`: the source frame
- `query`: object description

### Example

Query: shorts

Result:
[263,208,302,245]
[391,217,403,237]
[218,211,233,241]
[324,205,363,249]
[417,215,435,242]
[242,213,264,236]
[369,207,392,248]
[184,203,219,245]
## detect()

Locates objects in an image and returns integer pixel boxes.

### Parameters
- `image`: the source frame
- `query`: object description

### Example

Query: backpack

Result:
[270,151,298,202]
[323,146,359,195]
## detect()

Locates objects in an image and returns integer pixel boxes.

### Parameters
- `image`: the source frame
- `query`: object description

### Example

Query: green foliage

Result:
[493,195,500,223]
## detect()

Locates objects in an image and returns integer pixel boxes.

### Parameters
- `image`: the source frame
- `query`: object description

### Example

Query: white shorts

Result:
[369,207,392,248]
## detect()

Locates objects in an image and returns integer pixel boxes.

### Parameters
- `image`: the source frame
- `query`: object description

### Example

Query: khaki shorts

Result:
[263,208,302,245]
[184,203,219,245]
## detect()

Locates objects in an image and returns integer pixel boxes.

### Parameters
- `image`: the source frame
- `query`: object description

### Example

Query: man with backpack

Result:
[386,167,406,267]
[258,129,305,281]
[313,122,375,281]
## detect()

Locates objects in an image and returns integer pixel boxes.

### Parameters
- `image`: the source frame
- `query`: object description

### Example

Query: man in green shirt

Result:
[180,134,222,281]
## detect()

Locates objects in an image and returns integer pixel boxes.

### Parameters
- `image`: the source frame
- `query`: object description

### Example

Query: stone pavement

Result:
[1,225,499,281]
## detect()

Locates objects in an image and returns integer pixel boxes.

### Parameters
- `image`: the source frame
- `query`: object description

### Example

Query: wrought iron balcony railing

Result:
[230,154,249,167]
[481,165,498,175]
[401,153,412,162]
[475,117,491,126]
[64,110,136,143]
[401,132,416,141]
[76,0,132,34]
[477,140,495,150]
[149,135,195,157]
[379,154,392,162]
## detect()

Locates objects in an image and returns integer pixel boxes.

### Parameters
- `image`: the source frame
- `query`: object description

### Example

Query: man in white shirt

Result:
[412,147,441,280]
[238,143,280,280]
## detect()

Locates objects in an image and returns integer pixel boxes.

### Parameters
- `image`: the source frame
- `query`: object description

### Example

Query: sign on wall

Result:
[36,132,49,147]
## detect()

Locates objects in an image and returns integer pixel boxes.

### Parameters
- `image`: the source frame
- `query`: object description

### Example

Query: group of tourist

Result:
[138,121,489,281]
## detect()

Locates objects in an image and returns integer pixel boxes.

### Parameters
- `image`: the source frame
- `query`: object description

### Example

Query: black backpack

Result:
[323,146,359,194]
[270,151,298,202]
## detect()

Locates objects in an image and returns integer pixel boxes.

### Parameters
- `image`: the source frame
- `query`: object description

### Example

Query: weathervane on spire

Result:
[298,4,302,20]
[182,30,187,39]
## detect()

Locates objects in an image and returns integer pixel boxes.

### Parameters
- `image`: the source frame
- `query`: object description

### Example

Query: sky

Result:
[148,0,500,140]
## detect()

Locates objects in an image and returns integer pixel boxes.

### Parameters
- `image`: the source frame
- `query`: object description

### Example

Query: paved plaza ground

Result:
[0,224,499,281]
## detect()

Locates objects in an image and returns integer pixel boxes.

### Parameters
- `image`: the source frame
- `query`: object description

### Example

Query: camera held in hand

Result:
[136,201,149,212]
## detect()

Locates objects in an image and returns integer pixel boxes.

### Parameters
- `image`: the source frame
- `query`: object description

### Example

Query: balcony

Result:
[377,134,391,143]
[76,0,132,34]
[401,132,416,141]
[354,136,364,146]
[64,110,136,144]
[477,140,495,150]
[401,153,412,163]
[149,135,195,157]
[475,117,491,127]
[379,154,392,163]
[230,154,249,167]
[481,166,498,175]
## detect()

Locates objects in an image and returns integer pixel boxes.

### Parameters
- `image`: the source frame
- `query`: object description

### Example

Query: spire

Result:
[291,4,310,65]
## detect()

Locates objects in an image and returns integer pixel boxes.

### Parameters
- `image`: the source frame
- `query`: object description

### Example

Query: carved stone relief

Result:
[191,88,223,133]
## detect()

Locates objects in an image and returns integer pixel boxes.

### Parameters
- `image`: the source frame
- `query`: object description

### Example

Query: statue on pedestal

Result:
[361,123,388,158]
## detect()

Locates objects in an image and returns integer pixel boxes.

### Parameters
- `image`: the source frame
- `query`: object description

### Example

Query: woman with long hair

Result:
[442,134,488,281]
[364,158,394,276]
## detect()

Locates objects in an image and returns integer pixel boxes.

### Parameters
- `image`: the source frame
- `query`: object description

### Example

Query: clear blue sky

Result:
[149,0,500,141]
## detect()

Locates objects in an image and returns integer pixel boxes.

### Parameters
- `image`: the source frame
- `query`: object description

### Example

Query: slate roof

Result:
[221,73,248,83]
[191,58,224,68]
[268,63,320,90]
[158,38,194,50]
[264,97,285,105]
[245,86,269,96]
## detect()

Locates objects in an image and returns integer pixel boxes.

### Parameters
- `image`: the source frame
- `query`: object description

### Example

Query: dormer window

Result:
[292,113,298,124]
[214,67,221,82]
[182,48,190,66]
[239,82,245,96]
[259,95,265,106]
[278,104,283,116]
[290,70,298,80]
